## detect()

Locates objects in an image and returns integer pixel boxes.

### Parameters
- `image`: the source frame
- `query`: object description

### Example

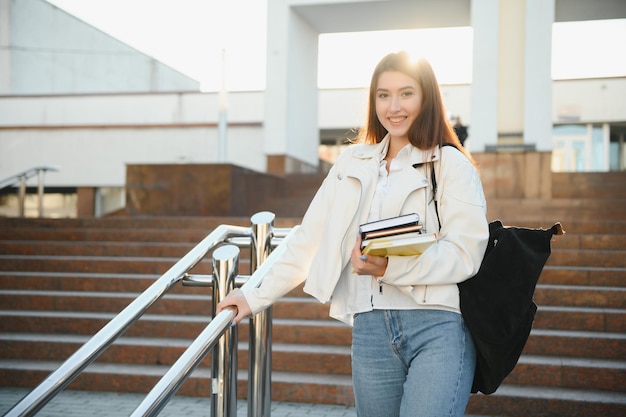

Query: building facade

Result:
[1,0,625,217]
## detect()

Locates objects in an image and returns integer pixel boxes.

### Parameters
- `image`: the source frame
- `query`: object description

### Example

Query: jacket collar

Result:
[350,134,442,167]
[346,134,442,220]
[409,143,441,168]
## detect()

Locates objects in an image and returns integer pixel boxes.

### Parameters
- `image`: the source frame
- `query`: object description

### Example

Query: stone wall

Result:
[474,151,553,200]
[125,164,284,217]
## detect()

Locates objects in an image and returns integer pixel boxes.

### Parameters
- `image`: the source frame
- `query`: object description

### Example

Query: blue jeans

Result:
[352,309,476,417]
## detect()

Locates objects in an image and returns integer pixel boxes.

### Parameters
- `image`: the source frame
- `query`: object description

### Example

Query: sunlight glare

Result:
[318,27,473,88]
[552,19,626,79]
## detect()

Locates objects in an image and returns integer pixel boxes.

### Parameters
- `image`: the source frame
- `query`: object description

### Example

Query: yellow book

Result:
[362,232,437,257]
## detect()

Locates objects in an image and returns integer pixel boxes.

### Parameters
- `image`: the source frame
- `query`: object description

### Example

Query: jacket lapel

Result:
[378,146,439,219]
[344,139,386,223]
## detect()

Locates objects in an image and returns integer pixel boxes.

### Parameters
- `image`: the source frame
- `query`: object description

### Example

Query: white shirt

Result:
[366,143,423,310]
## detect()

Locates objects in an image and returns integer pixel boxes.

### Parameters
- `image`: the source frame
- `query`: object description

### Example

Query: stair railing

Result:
[0,165,60,217]
[4,211,296,417]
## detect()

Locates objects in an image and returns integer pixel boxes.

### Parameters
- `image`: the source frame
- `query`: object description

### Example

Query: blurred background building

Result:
[1,0,625,217]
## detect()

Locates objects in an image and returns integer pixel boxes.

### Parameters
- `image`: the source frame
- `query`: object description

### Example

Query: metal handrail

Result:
[0,166,59,190]
[131,225,299,417]
[131,244,241,417]
[0,165,60,217]
[4,223,251,417]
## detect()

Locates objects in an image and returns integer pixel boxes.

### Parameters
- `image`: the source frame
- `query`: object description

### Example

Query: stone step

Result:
[3,258,621,287]
[0,272,165,293]
[534,284,626,309]
[0,291,330,321]
[1,334,623,394]
[0,228,210,243]
[540,266,626,287]
[3,240,625,268]
[0,334,353,377]
[0,208,626,231]
[1,221,624,242]
[466,384,626,417]
[0,263,624,299]
[0,216,302,230]
[548,248,626,267]
[0,312,353,347]
[0,361,623,416]
[1,285,622,333]
[0,241,196,258]
[2,280,623,315]
[0,284,618,319]
[0,360,355,406]
[1,202,624,414]
[552,234,626,250]
[0,265,622,298]
[535,306,625,333]
[491,195,626,207]
[552,172,626,200]
[0,255,214,275]
[505,355,625,393]
[487,197,626,220]
[0,311,622,360]
[1,205,620,229]
[524,329,626,360]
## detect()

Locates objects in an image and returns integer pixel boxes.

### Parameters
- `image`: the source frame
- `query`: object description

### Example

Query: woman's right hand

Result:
[215,288,252,325]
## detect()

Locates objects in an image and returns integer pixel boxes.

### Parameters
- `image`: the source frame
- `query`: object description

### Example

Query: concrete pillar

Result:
[524,0,555,151]
[602,123,610,171]
[265,0,320,175]
[471,0,555,151]
[470,0,499,151]
[76,187,96,218]
[497,0,526,143]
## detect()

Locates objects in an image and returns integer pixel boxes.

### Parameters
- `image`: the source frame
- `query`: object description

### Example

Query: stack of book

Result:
[360,213,437,257]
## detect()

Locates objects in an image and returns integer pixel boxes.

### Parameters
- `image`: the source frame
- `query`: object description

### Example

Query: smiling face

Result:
[375,70,423,144]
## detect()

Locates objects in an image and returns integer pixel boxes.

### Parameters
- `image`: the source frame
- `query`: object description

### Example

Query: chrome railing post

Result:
[211,245,240,417]
[37,169,45,218]
[0,166,59,218]
[18,175,26,217]
[248,211,275,417]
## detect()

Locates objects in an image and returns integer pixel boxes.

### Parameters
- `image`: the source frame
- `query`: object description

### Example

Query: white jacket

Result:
[242,136,489,325]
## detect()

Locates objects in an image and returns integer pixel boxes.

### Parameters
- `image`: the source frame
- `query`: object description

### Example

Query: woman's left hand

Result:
[351,235,388,277]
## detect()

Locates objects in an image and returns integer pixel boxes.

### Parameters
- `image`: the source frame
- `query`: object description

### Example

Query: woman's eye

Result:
[378,93,388,99]
[402,91,413,97]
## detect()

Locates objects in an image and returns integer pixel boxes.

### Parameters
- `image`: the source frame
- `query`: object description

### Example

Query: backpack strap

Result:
[431,167,441,231]
[413,143,456,231]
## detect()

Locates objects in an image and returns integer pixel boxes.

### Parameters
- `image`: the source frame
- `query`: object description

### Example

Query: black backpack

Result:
[458,219,564,394]
[428,152,564,394]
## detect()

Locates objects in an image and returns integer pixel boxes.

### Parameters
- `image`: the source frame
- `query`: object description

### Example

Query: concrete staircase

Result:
[0,172,625,416]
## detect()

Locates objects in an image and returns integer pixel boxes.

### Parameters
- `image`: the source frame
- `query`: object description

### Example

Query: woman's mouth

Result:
[389,116,406,125]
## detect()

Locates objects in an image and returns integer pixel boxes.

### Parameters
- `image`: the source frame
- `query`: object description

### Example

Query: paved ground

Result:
[0,387,495,416]
[0,387,356,417]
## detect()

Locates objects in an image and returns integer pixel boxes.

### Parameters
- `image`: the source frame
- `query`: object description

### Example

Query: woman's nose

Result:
[389,96,401,112]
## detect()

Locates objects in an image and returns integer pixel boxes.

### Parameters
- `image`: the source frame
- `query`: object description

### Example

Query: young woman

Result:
[217,51,489,417]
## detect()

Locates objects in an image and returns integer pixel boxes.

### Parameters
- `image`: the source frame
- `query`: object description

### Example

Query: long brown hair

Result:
[356,51,475,164]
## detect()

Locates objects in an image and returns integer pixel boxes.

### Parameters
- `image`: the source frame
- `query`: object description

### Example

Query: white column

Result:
[497,0,526,139]
[602,123,611,172]
[524,0,555,151]
[469,0,499,151]
[265,0,319,171]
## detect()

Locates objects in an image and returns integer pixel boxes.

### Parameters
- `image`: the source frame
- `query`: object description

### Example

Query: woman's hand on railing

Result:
[216,288,252,325]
